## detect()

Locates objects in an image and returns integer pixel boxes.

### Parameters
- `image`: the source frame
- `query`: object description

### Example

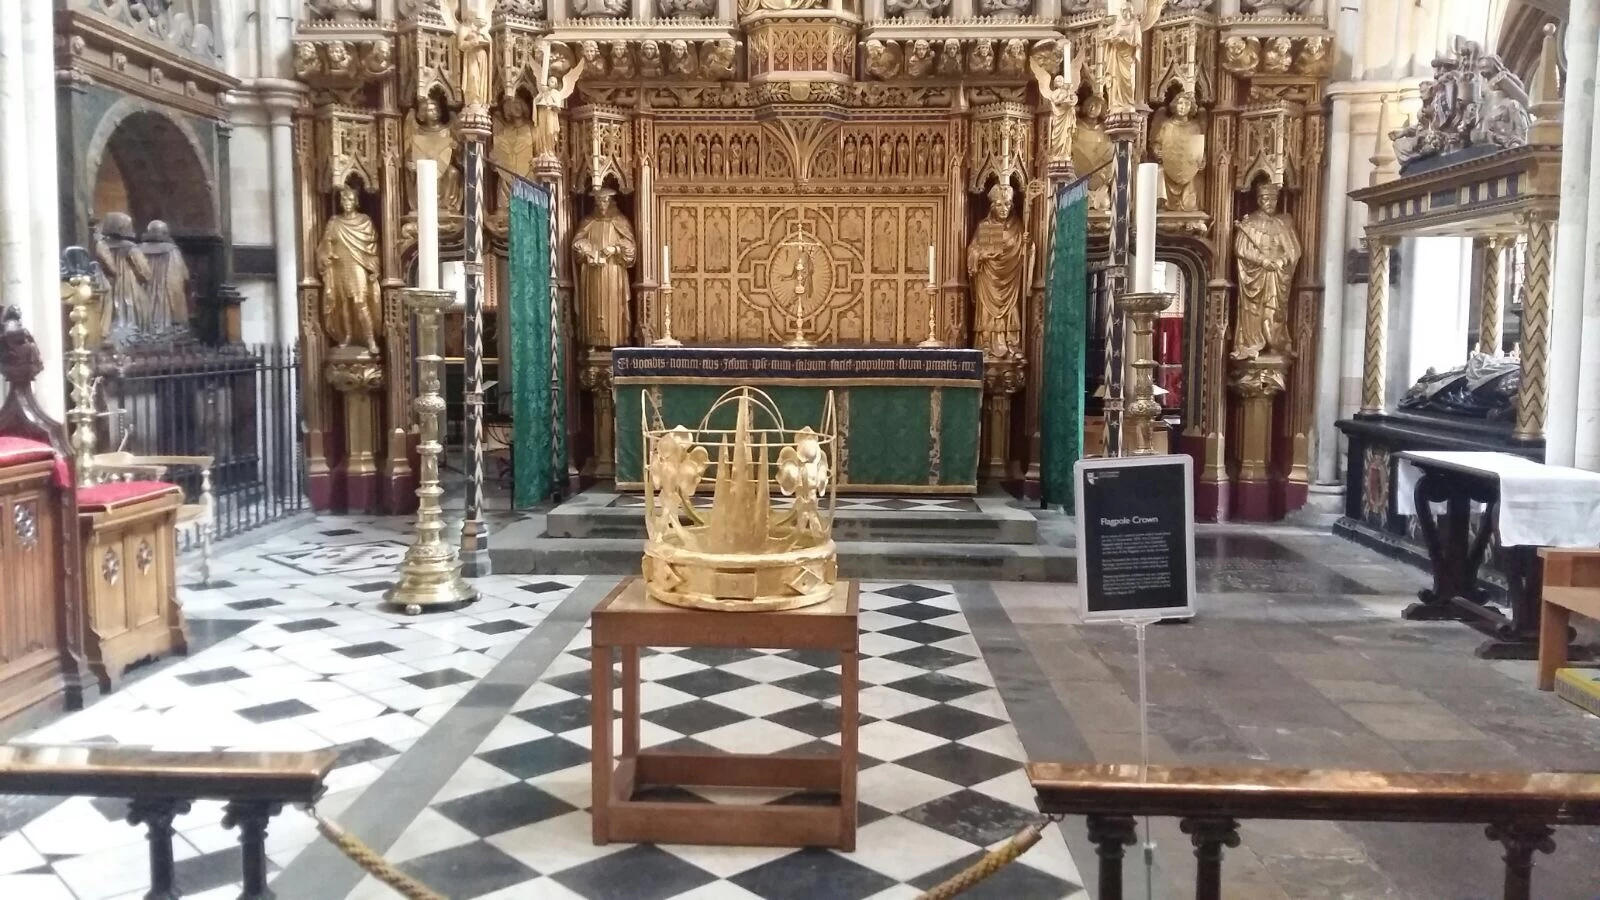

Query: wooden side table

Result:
[1536,548,1600,691]
[590,577,859,850]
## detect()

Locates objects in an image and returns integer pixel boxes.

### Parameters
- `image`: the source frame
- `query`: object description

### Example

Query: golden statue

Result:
[1231,179,1300,361]
[1152,91,1205,212]
[406,97,463,214]
[1105,0,1165,115]
[491,94,534,213]
[533,49,586,162]
[1031,55,1078,165]
[1073,95,1114,212]
[966,182,1027,360]
[441,0,493,114]
[317,185,382,356]
[572,188,636,349]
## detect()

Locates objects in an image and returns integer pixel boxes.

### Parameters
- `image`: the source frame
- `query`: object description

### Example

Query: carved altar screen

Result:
[660,197,944,347]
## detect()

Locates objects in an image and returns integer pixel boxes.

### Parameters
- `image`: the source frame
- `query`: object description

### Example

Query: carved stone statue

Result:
[439,1,493,113]
[138,220,191,334]
[91,212,150,342]
[1231,179,1300,361]
[701,40,738,80]
[573,0,629,16]
[661,0,715,16]
[1152,91,1204,211]
[977,0,1031,14]
[307,0,376,20]
[1473,54,1532,150]
[316,186,382,356]
[885,0,947,16]
[491,94,535,213]
[1390,37,1531,169]
[1072,95,1114,212]
[1031,55,1077,165]
[905,40,935,78]
[1399,352,1520,420]
[966,183,1027,360]
[534,56,586,161]
[406,97,463,214]
[572,189,637,349]
[1105,0,1164,115]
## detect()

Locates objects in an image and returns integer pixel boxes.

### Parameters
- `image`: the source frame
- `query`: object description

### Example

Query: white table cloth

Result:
[1395,450,1600,548]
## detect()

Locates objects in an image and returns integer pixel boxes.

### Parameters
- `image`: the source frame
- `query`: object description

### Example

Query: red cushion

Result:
[0,436,55,468]
[78,480,182,512]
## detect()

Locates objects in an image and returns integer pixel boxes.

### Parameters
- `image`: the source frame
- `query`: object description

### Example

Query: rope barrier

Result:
[311,805,1056,900]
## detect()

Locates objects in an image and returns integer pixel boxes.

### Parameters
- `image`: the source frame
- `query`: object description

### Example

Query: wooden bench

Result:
[1536,548,1600,691]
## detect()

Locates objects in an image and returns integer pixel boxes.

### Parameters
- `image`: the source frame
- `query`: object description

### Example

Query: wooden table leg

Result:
[1537,601,1569,691]
[839,648,859,852]
[1475,543,1545,660]
[1406,471,1493,622]
[621,645,640,758]
[592,642,613,844]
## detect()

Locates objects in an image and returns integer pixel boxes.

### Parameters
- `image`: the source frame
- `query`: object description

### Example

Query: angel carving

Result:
[1105,0,1165,114]
[1030,52,1077,166]
[777,427,830,537]
[647,426,710,538]
[533,43,587,161]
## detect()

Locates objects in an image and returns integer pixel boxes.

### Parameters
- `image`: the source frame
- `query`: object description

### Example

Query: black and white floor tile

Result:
[610,495,982,514]
[353,581,1083,900]
[0,516,581,900]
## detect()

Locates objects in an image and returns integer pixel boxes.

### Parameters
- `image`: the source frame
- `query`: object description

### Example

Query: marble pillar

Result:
[1359,235,1391,415]
[1312,90,1353,489]
[1476,237,1504,356]
[262,84,305,347]
[1514,213,1554,443]
[1564,0,1600,469]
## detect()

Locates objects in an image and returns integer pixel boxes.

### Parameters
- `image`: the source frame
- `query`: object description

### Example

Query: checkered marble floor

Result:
[0,516,581,900]
[353,581,1083,900]
[610,495,983,513]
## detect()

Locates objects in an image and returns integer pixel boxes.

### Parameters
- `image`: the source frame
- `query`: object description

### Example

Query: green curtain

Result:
[509,179,557,508]
[1041,180,1089,508]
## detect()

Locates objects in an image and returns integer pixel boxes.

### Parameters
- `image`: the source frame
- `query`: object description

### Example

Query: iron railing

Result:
[94,343,305,542]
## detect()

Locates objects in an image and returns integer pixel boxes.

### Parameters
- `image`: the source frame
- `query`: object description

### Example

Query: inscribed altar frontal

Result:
[613,347,983,493]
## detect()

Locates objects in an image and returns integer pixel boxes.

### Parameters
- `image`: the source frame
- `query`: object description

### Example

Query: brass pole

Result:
[61,275,97,486]
[1117,290,1175,455]
[384,287,478,615]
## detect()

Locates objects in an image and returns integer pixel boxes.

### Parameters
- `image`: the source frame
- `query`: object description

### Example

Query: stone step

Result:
[488,532,1076,583]
[545,490,1041,545]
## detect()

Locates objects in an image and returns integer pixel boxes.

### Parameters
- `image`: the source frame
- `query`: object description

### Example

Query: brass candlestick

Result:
[61,274,97,486]
[785,281,814,348]
[918,283,945,348]
[384,287,478,615]
[652,282,682,347]
[1117,290,1175,456]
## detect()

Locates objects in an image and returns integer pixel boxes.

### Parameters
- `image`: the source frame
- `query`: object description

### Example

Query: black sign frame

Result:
[1074,454,1197,622]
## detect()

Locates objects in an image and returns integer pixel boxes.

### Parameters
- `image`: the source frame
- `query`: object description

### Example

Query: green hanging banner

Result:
[1041,179,1089,508]
[508,178,559,508]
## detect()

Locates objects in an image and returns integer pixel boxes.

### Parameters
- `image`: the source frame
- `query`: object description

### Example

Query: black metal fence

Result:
[94,343,305,541]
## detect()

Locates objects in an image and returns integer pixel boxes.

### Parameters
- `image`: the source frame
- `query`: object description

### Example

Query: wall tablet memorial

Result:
[613,346,983,494]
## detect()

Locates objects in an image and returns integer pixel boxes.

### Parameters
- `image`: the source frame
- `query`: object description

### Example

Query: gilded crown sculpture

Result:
[641,386,839,612]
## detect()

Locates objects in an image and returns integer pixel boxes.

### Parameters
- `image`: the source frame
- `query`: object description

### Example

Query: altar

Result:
[612,346,983,494]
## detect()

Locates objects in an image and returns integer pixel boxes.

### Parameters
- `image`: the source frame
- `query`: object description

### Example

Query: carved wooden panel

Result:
[652,119,954,187]
[659,197,943,347]
[0,459,69,727]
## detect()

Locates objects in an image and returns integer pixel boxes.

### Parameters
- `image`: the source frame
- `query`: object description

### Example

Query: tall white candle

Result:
[540,42,551,87]
[1062,41,1072,81]
[926,244,936,288]
[416,158,439,290]
[1133,162,1159,293]
[661,244,671,287]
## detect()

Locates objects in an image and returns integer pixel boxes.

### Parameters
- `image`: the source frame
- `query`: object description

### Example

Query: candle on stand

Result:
[1062,40,1072,81]
[926,244,936,289]
[416,158,440,290]
[540,41,551,87]
[660,244,671,287]
[1132,162,1159,294]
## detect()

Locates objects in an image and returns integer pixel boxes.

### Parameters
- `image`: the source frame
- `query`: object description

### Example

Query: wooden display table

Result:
[1536,548,1600,691]
[78,480,186,691]
[590,578,859,850]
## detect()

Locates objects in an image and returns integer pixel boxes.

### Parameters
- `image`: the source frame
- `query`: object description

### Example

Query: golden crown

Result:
[641,386,838,612]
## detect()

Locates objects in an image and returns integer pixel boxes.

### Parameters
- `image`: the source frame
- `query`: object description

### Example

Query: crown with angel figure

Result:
[640,386,838,612]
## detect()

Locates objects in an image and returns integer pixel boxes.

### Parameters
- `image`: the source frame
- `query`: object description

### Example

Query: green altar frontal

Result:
[613,347,984,494]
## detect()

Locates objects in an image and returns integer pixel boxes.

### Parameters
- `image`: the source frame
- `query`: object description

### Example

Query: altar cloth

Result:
[1396,451,1600,548]
[612,346,984,493]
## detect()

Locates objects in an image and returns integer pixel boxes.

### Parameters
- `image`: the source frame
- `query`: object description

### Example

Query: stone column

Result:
[21,0,61,418]
[261,84,306,348]
[1311,89,1353,490]
[1359,234,1391,415]
[1476,237,1504,356]
[0,2,33,348]
[1567,2,1600,469]
[1513,213,1553,443]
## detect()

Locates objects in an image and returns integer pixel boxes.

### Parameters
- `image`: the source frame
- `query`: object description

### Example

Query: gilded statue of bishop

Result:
[1231,178,1300,361]
[572,188,637,349]
[966,182,1027,360]
[317,185,382,356]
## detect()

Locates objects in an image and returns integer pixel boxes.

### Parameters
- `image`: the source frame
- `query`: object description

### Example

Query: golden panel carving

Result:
[659,198,943,347]
[655,124,781,182]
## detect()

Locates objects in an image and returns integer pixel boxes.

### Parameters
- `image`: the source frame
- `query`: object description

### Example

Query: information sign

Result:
[1074,455,1197,622]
